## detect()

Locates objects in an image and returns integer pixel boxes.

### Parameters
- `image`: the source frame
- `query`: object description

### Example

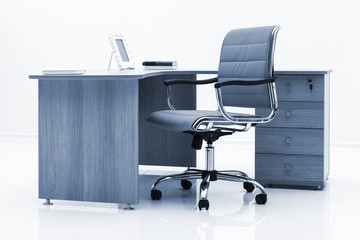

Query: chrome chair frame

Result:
[150,26,280,210]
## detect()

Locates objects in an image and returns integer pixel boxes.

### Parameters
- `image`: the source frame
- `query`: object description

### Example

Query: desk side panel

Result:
[39,79,138,204]
[324,73,330,182]
[139,74,196,167]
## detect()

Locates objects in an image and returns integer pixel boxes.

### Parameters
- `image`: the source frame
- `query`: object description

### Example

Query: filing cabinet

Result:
[255,71,331,189]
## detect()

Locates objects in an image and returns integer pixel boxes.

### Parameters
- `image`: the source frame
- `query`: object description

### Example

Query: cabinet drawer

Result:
[255,128,324,155]
[275,75,324,101]
[256,102,324,128]
[255,154,323,182]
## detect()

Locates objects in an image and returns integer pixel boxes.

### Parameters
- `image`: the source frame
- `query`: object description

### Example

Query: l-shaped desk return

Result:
[29,69,331,207]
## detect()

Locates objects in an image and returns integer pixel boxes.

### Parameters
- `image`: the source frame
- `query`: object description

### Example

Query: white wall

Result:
[0,0,359,144]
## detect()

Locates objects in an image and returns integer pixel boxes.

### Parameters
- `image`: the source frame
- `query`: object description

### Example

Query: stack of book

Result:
[142,61,178,70]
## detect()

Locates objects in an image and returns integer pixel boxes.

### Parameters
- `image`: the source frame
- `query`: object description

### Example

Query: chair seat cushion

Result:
[146,110,259,132]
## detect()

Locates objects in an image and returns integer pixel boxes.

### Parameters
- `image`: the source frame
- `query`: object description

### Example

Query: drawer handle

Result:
[285,137,292,144]
[285,83,291,90]
[308,79,313,92]
[286,111,292,118]
[285,164,292,170]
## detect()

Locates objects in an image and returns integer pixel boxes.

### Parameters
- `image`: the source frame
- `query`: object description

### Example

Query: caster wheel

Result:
[151,189,162,200]
[243,182,255,192]
[255,194,267,204]
[198,199,209,210]
[181,180,192,190]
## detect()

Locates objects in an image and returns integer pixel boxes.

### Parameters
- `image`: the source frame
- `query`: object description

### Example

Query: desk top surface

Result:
[29,69,332,80]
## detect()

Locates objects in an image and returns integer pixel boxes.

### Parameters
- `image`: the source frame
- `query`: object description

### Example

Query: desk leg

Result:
[42,199,53,206]
[122,204,135,211]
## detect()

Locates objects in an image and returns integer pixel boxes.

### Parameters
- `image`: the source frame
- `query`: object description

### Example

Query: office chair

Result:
[147,26,280,210]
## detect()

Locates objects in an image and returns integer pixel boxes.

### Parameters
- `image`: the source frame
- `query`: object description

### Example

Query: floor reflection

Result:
[38,175,270,240]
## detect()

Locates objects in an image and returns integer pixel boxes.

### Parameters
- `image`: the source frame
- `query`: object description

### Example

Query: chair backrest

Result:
[217,26,280,109]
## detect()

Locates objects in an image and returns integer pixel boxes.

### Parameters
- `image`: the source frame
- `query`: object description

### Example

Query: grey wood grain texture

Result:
[256,102,324,129]
[255,73,330,188]
[275,75,324,101]
[39,79,139,204]
[257,179,325,189]
[255,128,324,155]
[255,154,323,182]
[33,70,332,200]
[139,74,196,167]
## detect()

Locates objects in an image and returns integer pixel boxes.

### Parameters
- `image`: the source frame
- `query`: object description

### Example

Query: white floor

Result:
[1,138,360,240]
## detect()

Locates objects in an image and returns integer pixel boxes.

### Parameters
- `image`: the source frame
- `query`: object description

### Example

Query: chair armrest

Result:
[164,77,218,86]
[165,77,218,110]
[214,77,276,88]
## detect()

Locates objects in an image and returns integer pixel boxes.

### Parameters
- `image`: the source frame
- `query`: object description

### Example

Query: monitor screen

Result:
[115,39,130,62]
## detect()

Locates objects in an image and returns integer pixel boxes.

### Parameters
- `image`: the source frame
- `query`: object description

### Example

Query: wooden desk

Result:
[30,69,331,207]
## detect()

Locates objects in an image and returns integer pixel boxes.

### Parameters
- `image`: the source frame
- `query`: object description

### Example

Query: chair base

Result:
[150,168,268,210]
[150,135,268,210]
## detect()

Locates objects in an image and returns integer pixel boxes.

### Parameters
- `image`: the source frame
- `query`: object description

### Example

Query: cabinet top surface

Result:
[29,69,332,80]
[275,69,332,75]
